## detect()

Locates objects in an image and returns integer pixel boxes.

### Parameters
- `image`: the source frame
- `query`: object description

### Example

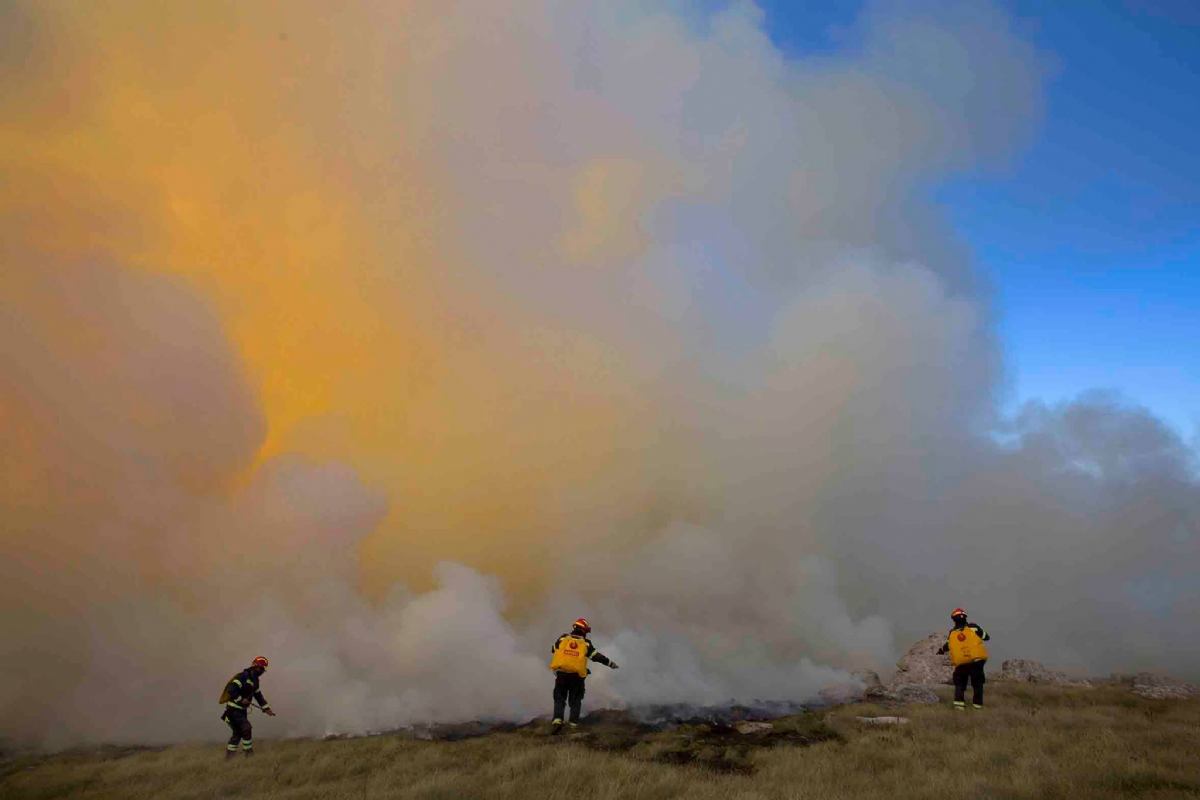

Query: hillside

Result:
[3,685,1197,800]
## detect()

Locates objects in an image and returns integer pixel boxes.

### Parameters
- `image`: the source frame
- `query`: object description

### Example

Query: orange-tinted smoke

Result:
[2,1,669,599]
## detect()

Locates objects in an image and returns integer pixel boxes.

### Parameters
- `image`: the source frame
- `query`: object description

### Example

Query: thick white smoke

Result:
[2,0,1197,749]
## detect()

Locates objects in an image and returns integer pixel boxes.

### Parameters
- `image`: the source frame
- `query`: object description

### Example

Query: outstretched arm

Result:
[254,690,275,715]
[588,647,618,669]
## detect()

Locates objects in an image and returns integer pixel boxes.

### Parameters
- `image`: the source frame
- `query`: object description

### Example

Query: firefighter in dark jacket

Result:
[220,656,276,758]
[936,608,991,710]
[548,618,618,733]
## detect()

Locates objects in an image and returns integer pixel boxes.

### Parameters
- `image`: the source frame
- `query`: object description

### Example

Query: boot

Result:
[550,719,563,735]
[243,748,255,758]
[225,750,238,760]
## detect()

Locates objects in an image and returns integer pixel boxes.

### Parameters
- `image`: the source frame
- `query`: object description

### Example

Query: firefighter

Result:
[219,656,276,758]
[548,618,618,733]
[936,608,991,710]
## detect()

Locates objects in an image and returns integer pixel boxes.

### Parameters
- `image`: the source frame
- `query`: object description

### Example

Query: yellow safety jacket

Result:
[549,634,590,677]
[947,626,989,666]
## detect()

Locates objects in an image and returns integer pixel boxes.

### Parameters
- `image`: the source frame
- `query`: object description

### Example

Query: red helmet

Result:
[251,656,269,669]
[950,608,967,619]
[572,617,591,634]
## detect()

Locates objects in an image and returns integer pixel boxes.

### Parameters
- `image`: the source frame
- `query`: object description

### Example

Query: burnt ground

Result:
[516,708,842,774]
[376,704,843,774]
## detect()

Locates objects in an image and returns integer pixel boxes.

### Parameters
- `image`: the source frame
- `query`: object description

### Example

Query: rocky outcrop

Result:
[817,669,884,706]
[818,683,865,706]
[892,632,953,686]
[1115,673,1199,700]
[997,659,1092,687]
[835,634,948,706]
[852,669,883,690]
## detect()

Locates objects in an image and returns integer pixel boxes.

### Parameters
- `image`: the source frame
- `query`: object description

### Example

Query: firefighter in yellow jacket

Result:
[936,608,991,710]
[548,618,618,733]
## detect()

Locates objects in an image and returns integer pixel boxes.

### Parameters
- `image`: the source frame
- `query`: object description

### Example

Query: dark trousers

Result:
[953,660,986,705]
[223,707,253,750]
[552,672,586,722]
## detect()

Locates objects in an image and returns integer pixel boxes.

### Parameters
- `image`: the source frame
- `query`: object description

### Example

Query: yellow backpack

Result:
[218,674,241,705]
[549,635,590,677]
[947,627,989,666]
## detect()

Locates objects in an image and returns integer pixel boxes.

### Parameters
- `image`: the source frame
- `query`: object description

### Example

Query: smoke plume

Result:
[2,0,1196,748]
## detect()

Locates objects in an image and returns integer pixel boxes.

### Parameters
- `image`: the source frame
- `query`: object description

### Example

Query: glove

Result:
[264,708,277,717]
[608,661,619,670]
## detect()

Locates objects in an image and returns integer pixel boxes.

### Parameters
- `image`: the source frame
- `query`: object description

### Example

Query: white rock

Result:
[892,633,953,686]
[998,659,1092,687]
[1122,672,1198,700]
[852,669,884,690]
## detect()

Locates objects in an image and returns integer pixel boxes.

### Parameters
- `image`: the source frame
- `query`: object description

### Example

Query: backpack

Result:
[218,673,241,705]
[549,635,590,677]
[947,627,989,666]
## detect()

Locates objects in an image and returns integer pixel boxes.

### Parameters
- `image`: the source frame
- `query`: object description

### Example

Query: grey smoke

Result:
[1,0,1197,751]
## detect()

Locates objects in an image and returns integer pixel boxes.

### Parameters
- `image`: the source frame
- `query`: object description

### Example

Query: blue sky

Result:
[723,0,1200,436]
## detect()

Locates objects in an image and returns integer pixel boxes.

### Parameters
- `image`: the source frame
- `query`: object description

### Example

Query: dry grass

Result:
[3,685,1198,799]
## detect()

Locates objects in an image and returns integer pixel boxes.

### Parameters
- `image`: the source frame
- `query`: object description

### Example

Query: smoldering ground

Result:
[1,0,1196,748]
